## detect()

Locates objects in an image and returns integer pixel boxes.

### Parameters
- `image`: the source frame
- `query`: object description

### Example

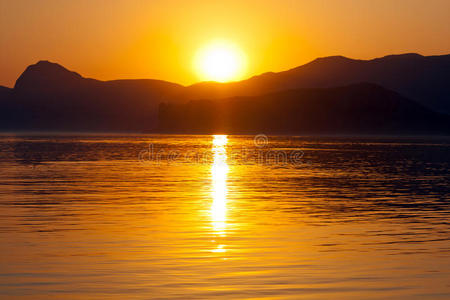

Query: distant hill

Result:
[0,86,12,101]
[159,83,450,134]
[0,54,449,133]
[3,61,183,131]
[184,53,450,114]
[0,86,12,94]
[0,86,14,128]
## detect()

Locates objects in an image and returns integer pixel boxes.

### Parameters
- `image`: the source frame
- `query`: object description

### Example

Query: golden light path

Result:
[210,135,229,237]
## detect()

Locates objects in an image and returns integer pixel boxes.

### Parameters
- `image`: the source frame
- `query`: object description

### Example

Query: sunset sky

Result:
[1,0,449,87]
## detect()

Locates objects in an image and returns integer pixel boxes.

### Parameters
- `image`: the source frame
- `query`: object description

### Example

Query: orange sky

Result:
[1,0,449,87]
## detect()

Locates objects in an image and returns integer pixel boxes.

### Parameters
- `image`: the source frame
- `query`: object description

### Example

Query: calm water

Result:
[0,134,449,299]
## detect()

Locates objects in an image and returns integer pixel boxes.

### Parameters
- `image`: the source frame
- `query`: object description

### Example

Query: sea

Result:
[0,134,449,299]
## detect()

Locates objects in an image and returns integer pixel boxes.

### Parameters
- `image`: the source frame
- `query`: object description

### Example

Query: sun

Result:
[194,39,247,82]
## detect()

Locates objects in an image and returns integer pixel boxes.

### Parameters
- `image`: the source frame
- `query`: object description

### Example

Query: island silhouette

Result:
[0,53,449,134]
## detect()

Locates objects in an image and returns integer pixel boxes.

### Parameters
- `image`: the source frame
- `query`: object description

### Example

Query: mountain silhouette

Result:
[4,60,183,131]
[15,60,84,92]
[0,54,449,133]
[159,83,450,134]
[183,53,450,114]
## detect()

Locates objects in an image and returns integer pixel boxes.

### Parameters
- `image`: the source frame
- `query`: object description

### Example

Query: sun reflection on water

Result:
[211,135,229,236]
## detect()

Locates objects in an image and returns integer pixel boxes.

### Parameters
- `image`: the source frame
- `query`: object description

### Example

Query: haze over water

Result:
[0,134,449,299]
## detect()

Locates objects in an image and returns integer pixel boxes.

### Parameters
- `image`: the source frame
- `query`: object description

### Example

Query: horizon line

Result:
[2,51,449,89]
